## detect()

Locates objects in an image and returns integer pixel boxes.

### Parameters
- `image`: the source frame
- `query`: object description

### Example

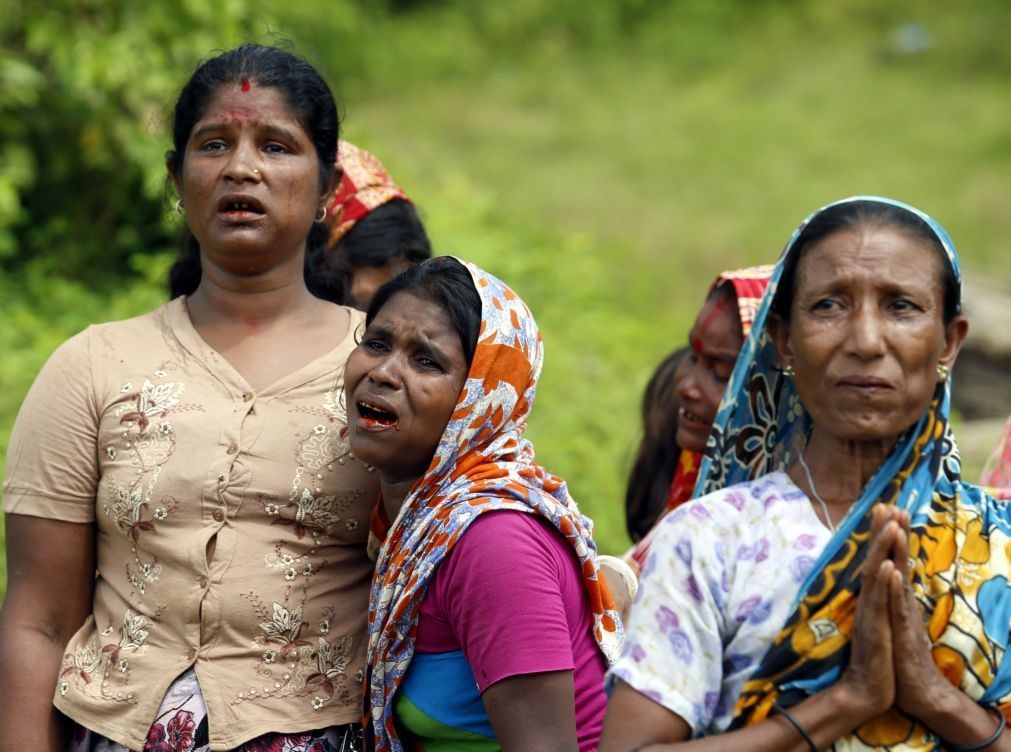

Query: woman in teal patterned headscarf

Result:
[602,197,1011,750]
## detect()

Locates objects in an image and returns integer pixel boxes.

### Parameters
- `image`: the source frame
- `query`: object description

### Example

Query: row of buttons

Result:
[195,425,237,665]
[188,392,256,665]
[186,393,254,664]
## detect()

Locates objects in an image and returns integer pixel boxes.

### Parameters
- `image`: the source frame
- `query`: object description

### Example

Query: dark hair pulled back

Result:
[311,198,432,303]
[365,257,481,367]
[771,200,960,325]
[624,347,690,541]
[336,198,432,269]
[166,44,340,300]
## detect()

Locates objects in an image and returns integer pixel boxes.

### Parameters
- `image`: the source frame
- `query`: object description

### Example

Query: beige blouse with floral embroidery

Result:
[2,297,379,751]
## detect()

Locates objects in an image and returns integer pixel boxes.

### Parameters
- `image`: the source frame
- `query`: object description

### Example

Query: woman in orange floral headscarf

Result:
[344,257,621,752]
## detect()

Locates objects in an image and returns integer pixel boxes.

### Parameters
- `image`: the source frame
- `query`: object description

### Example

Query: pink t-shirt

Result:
[413,510,608,750]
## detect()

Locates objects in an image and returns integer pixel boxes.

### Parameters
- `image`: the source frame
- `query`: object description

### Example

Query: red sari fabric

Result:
[716,264,775,337]
[325,141,411,248]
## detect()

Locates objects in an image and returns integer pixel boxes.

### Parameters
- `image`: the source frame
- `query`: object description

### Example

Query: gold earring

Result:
[782,364,795,378]
[936,363,950,382]
[174,199,185,215]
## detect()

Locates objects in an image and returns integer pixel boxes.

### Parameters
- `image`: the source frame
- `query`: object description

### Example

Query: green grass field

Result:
[3,2,1011,597]
[337,9,1011,551]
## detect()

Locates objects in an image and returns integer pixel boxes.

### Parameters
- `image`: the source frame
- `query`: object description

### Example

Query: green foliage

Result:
[3,0,1011,598]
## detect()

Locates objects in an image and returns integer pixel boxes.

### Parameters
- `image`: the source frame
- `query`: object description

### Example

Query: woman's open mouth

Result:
[217,194,266,223]
[356,400,399,431]
[679,407,711,431]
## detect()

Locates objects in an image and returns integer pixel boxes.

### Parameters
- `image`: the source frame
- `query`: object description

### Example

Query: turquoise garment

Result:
[395,650,499,751]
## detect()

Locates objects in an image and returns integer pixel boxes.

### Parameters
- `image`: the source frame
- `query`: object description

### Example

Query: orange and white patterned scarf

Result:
[362,259,622,751]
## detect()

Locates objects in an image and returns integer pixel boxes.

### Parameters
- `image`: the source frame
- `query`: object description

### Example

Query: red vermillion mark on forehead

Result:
[692,296,733,354]
[241,78,251,93]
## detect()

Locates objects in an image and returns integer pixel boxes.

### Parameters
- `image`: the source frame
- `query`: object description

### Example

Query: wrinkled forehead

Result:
[795,224,946,289]
[195,82,309,135]
[789,196,961,283]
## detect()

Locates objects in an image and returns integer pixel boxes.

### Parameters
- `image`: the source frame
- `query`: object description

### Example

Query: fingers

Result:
[886,508,912,583]
[856,513,897,640]
[891,565,924,629]
[877,562,897,659]
[869,503,888,538]
[887,566,905,624]
[853,557,895,686]
[842,506,908,716]
[864,506,900,584]
[864,505,914,583]
[891,525,911,582]
[897,508,911,535]
[870,560,895,627]
[888,565,929,687]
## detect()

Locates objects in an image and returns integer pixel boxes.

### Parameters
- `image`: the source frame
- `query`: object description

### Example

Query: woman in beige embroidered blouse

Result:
[0,45,379,751]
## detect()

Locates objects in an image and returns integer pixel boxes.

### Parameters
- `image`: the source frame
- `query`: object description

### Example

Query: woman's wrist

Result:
[900,672,963,728]
[827,676,885,729]
[910,685,1005,748]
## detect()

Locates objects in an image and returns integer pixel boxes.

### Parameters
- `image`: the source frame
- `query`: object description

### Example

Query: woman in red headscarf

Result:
[625,266,773,568]
[320,141,431,310]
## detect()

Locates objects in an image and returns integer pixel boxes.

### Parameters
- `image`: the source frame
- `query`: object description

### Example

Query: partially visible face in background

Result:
[348,258,413,311]
[675,290,743,454]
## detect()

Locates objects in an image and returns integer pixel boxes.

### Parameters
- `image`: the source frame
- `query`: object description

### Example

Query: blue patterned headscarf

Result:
[700,197,1011,747]
[696,195,961,506]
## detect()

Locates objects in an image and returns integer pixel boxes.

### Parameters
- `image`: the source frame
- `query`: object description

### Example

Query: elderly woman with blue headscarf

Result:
[600,197,1011,751]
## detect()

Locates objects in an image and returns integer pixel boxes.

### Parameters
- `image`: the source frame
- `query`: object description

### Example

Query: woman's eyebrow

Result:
[690,329,738,362]
[409,334,452,362]
[260,124,302,144]
[362,323,392,339]
[187,122,301,144]
[189,123,225,141]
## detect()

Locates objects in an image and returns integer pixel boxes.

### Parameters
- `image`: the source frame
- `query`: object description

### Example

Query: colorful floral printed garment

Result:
[69,669,361,752]
[611,471,831,733]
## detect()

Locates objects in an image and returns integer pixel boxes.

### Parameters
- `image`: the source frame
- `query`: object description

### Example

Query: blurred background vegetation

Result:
[3,0,1011,595]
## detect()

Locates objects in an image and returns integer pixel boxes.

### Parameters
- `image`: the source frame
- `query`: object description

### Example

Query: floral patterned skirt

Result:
[69,669,361,752]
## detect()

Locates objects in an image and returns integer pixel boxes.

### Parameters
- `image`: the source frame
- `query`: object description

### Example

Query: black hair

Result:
[771,200,960,325]
[624,347,690,542]
[315,198,432,304]
[365,256,481,366]
[165,44,340,299]
[335,198,431,268]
